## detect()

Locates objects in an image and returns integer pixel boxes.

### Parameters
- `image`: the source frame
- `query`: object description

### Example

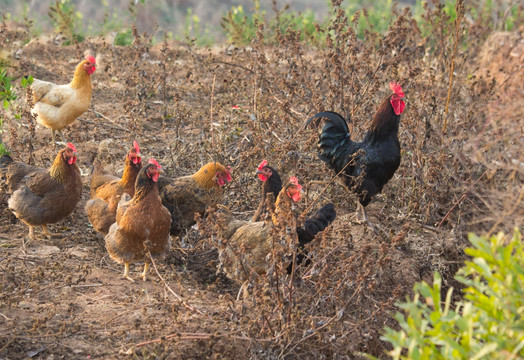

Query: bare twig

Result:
[210,73,216,146]
[147,252,205,315]
[87,109,132,132]
[437,132,521,227]
[134,331,277,348]
[301,158,354,216]
[442,0,464,132]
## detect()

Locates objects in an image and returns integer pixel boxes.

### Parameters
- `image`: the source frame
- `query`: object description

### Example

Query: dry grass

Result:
[0,2,522,358]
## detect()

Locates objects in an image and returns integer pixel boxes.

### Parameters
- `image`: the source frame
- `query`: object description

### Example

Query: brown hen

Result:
[85,141,142,235]
[217,177,302,292]
[157,162,232,237]
[105,158,171,282]
[1,143,82,240]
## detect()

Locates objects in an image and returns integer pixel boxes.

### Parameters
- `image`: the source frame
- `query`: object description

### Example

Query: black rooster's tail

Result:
[288,203,336,274]
[297,203,337,247]
[305,111,351,164]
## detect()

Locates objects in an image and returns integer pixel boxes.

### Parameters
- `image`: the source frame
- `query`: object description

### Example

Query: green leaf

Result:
[470,343,498,360]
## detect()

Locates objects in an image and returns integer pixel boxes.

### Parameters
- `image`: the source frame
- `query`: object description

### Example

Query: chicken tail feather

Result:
[297,203,336,247]
[0,155,13,169]
[306,111,352,165]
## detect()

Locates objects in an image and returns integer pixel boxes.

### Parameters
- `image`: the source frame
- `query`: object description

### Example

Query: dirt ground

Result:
[0,24,522,359]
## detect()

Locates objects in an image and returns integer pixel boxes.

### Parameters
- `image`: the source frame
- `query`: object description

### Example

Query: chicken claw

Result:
[141,262,149,282]
[41,225,52,239]
[28,225,35,240]
[122,262,135,283]
[51,130,67,146]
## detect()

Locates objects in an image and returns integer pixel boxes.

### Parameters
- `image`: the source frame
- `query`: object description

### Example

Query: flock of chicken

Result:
[0,54,406,288]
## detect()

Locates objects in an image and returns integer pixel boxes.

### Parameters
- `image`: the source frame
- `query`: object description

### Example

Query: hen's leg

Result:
[58,130,67,143]
[42,225,51,239]
[53,130,67,146]
[22,225,35,248]
[141,262,149,282]
[122,262,135,282]
[28,225,35,239]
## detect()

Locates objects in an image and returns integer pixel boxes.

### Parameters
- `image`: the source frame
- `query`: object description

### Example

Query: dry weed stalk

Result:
[443,0,465,132]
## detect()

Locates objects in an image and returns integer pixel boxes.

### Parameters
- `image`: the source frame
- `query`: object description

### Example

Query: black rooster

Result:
[304,82,406,224]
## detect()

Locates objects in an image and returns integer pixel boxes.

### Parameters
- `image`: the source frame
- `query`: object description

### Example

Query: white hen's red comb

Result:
[85,54,96,64]
[66,143,77,152]
[148,158,161,169]
[389,82,404,97]
[133,140,140,154]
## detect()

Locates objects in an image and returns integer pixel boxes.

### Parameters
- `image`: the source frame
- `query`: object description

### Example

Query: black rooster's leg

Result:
[353,203,366,224]
[354,203,376,229]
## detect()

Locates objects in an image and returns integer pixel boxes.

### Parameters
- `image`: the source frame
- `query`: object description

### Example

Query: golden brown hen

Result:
[85,141,142,235]
[105,158,171,282]
[157,162,232,237]
[1,143,82,241]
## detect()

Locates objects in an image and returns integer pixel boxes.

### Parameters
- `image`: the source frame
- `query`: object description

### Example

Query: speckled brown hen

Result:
[105,158,171,282]
[1,143,82,240]
[253,160,336,273]
[217,177,302,291]
[156,162,232,237]
[85,141,142,235]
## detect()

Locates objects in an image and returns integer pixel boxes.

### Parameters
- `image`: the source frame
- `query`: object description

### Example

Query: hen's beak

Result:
[256,169,271,177]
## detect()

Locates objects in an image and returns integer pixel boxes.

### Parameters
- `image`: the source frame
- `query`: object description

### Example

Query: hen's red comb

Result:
[389,82,404,97]
[133,140,140,154]
[85,54,96,64]
[257,159,268,171]
[289,176,302,189]
[148,158,161,169]
[66,143,77,152]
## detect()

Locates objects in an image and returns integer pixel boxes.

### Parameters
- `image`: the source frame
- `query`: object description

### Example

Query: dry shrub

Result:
[0,1,522,358]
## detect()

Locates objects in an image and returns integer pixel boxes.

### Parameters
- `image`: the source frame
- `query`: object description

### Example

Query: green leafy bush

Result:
[0,67,18,155]
[48,0,85,44]
[182,8,214,47]
[114,29,133,46]
[374,229,524,359]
